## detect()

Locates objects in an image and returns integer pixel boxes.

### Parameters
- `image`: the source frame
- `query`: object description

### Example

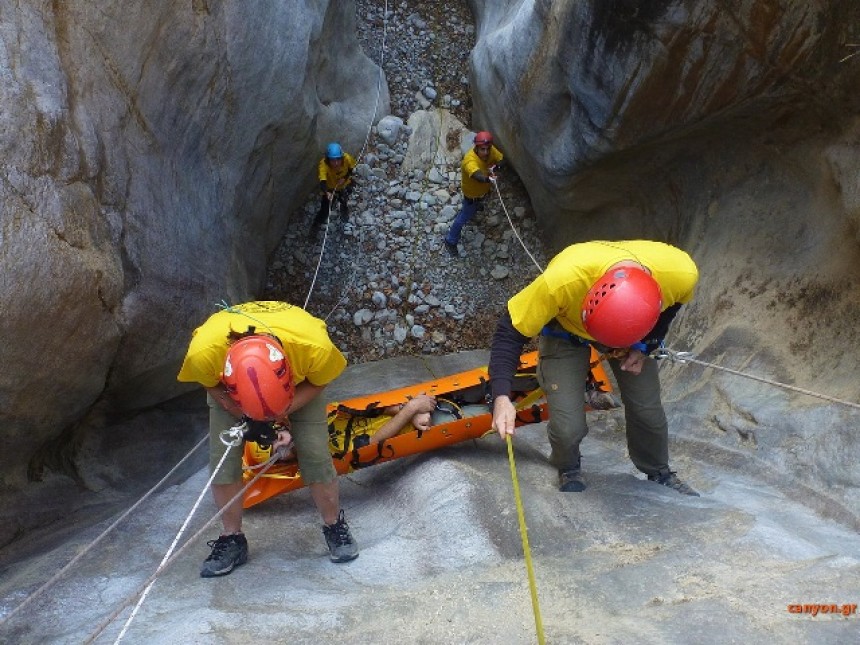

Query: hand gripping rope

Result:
[482,389,548,643]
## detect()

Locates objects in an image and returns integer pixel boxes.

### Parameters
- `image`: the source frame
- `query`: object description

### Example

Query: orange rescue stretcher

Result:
[242,349,612,508]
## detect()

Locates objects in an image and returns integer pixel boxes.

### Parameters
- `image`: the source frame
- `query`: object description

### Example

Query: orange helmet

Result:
[474,131,493,146]
[222,335,294,421]
[581,266,662,348]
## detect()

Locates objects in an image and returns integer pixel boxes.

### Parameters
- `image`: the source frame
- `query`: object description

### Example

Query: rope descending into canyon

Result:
[506,435,546,645]
[654,347,860,410]
[85,441,286,644]
[0,433,209,630]
[490,179,544,274]
[306,0,392,315]
[112,431,239,644]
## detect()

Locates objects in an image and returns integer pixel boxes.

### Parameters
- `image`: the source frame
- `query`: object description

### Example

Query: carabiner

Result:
[219,421,247,447]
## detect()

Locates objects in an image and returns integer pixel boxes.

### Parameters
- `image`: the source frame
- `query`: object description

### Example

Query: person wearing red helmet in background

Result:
[442,130,504,257]
[488,241,700,496]
[178,301,358,577]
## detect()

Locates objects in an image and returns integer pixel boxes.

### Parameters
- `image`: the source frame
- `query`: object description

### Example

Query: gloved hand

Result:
[241,418,278,448]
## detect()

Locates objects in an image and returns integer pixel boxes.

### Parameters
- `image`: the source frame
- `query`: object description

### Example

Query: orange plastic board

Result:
[242,349,610,508]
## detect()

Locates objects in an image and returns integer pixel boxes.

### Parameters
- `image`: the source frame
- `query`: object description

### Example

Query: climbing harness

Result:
[221,417,283,450]
[652,346,860,410]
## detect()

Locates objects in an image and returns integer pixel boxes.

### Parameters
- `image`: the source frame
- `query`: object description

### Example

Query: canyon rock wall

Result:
[0,0,387,539]
[467,0,860,521]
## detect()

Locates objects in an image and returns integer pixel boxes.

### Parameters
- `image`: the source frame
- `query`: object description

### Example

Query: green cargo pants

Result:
[207,391,336,486]
[537,334,670,476]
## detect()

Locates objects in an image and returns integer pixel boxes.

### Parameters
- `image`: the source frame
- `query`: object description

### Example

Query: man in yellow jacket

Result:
[316,142,357,226]
[489,241,700,496]
[178,301,359,576]
[443,131,504,257]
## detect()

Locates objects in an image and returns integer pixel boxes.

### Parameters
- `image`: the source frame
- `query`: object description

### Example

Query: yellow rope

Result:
[513,386,546,410]
[506,435,545,645]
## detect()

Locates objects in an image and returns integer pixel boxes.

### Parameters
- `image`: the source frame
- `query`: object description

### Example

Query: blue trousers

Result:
[445,198,480,245]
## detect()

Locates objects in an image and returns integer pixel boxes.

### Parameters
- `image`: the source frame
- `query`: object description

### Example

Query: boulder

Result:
[467,0,860,520]
[0,0,388,540]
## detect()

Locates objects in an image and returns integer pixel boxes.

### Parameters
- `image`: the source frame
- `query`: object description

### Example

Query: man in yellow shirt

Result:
[316,142,357,226]
[178,301,358,576]
[443,131,504,257]
[489,241,700,496]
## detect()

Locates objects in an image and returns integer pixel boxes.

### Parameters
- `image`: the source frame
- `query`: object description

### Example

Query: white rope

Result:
[655,347,860,410]
[839,43,859,64]
[490,179,545,274]
[112,440,238,643]
[304,0,390,315]
[0,433,208,628]
[303,199,336,311]
[85,447,284,644]
[353,0,390,164]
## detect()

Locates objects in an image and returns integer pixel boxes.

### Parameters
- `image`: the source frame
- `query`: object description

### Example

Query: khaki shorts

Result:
[207,391,336,486]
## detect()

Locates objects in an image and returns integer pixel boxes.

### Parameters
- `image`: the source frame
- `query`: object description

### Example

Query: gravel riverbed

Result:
[264,0,547,364]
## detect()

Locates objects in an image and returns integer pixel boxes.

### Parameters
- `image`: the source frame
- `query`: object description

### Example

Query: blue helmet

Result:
[325,142,344,160]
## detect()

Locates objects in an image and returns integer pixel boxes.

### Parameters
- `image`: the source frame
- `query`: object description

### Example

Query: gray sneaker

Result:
[648,469,700,496]
[322,510,359,563]
[200,533,248,577]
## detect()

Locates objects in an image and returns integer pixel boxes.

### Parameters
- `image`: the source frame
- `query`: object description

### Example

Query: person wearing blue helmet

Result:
[316,142,357,225]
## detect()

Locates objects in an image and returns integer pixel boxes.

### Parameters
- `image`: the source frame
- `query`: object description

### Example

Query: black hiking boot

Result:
[648,469,700,496]
[559,467,585,492]
[322,510,359,563]
[339,201,349,219]
[200,533,248,578]
[442,238,459,258]
[314,208,327,229]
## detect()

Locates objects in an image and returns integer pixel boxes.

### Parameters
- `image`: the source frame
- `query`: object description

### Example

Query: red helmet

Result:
[221,335,294,421]
[474,131,493,146]
[581,266,662,348]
